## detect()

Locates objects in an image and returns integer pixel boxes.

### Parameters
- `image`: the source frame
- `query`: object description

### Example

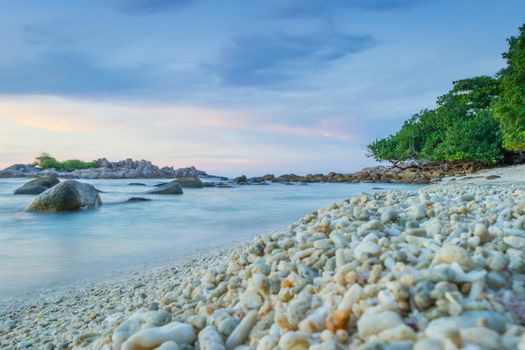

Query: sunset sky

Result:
[0,0,523,176]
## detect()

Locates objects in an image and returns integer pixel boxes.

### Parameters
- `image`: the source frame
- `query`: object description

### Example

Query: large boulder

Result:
[14,176,60,195]
[26,180,102,212]
[176,176,204,188]
[147,180,183,195]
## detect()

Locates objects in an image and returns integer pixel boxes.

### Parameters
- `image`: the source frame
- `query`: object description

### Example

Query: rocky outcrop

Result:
[0,159,210,179]
[233,175,267,185]
[26,180,102,212]
[147,181,183,195]
[175,176,204,188]
[172,166,208,178]
[237,163,488,185]
[0,164,40,178]
[14,176,60,195]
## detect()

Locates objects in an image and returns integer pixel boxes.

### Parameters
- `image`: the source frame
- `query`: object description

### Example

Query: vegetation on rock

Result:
[33,153,97,172]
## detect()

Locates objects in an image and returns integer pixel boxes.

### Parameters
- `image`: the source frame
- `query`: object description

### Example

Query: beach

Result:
[2,166,525,349]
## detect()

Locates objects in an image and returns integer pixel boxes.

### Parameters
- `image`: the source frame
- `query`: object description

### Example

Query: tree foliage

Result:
[493,25,525,152]
[33,153,97,171]
[367,24,525,166]
[368,76,504,166]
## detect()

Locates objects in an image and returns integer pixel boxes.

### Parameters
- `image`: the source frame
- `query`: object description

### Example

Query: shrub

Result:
[33,153,97,171]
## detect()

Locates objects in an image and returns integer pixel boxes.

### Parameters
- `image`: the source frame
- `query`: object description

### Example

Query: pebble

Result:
[357,311,403,339]
[504,235,525,248]
[225,310,257,350]
[121,322,196,350]
[278,331,310,350]
[199,326,225,350]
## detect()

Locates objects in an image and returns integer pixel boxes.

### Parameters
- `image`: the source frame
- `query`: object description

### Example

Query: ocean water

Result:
[0,178,419,298]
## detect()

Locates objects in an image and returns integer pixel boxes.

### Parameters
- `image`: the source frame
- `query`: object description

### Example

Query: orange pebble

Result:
[281,280,294,288]
[326,310,350,332]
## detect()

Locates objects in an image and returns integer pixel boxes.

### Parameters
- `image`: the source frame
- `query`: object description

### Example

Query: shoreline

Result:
[0,242,243,312]
[2,175,525,349]
[5,157,522,186]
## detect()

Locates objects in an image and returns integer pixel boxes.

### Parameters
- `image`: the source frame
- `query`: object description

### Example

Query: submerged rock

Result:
[129,183,147,186]
[14,176,60,195]
[176,176,204,188]
[147,181,183,195]
[26,180,102,212]
[126,197,152,203]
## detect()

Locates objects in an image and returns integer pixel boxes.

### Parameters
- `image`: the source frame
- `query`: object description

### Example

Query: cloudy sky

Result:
[0,0,523,175]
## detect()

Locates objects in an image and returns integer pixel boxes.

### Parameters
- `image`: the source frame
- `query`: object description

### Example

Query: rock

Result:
[278,332,310,350]
[354,241,380,263]
[225,310,258,350]
[435,245,471,267]
[325,310,349,333]
[504,236,525,249]
[199,326,225,350]
[413,339,442,350]
[486,175,501,180]
[233,175,248,184]
[262,174,275,181]
[460,194,475,202]
[175,176,204,188]
[216,183,234,188]
[147,181,184,195]
[357,311,403,339]
[129,183,147,186]
[173,166,208,178]
[126,197,152,203]
[26,180,102,212]
[14,176,60,195]
[156,341,179,350]
[381,208,399,223]
[460,327,501,349]
[113,319,141,349]
[409,204,427,220]
[425,311,507,339]
[0,164,40,178]
[121,322,196,350]
[2,159,210,179]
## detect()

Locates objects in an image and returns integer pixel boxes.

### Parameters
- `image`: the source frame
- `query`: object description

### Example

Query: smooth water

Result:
[0,178,418,298]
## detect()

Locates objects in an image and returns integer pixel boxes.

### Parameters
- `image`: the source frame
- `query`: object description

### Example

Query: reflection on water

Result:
[0,178,419,297]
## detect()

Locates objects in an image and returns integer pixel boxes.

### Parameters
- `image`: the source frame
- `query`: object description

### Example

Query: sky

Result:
[0,0,523,176]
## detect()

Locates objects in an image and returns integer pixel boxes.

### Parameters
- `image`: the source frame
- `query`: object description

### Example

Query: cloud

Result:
[211,29,374,86]
[274,0,423,18]
[0,51,145,95]
[111,0,196,15]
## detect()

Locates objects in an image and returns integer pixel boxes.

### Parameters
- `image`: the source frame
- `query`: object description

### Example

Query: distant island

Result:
[0,153,210,180]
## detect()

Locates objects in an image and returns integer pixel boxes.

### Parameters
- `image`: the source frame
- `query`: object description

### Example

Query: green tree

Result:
[367,76,503,166]
[32,154,97,171]
[33,153,57,168]
[493,25,525,152]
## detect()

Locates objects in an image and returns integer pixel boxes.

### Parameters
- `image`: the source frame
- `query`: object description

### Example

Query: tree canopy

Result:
[493,25,525,152]
[368,76,503,166]
[368,24,524,167]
